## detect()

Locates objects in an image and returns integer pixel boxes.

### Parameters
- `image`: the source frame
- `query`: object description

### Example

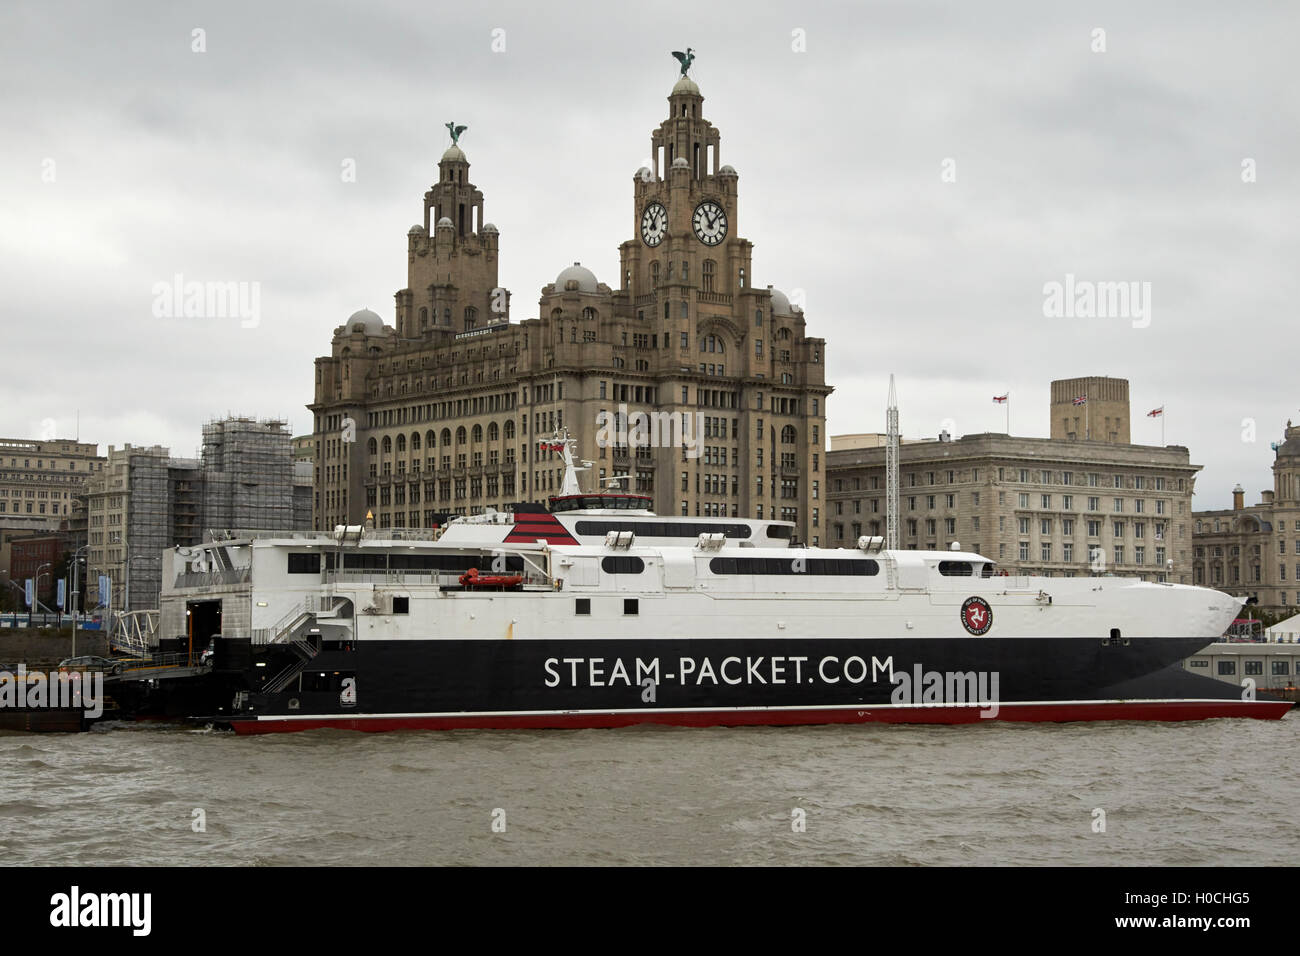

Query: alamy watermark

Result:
[596,403,704,459]
[1043,273,1151,328]
[50,886,150,936]
[151,273,261,328]
[890,663,1000,718]
[0,666,104,719]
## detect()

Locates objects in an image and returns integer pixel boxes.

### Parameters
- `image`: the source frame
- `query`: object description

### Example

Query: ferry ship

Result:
[143,440,1289,732]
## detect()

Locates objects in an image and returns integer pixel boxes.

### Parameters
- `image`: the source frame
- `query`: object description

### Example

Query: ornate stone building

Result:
[1193,422,1300,611]
[310,69,830,542]
[826,379,1199,582]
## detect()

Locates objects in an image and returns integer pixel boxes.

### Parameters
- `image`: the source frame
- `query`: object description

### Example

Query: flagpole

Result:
[1006,397,1010,434]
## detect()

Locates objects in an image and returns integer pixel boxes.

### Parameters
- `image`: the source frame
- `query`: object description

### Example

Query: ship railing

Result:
[249,601,315,645]
[116,651,202,673]
[174,568,251,589]
[110,610,159,658]
[205,529,334,542]
[323,569,552,589]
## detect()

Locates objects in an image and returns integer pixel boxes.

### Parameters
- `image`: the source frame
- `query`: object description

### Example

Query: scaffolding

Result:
[201,417,296,533]
[125,446,179,612]
[112,418,303,615]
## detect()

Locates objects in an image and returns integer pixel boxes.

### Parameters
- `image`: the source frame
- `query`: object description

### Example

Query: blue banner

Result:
[57,578,66,611]
[25,578,33,608]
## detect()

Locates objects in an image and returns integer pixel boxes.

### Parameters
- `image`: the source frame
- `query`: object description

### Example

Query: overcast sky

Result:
[1,0,1296,508]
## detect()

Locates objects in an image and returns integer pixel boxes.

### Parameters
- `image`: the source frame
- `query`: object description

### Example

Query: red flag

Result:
[992,394,1008,404]
[1147,406,1164,418]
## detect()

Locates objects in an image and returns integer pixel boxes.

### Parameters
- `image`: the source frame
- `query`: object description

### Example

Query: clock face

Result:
[640,202,667,247]
[693,201,728,246]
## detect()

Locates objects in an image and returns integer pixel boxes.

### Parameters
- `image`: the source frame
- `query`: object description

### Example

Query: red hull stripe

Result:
[231,699,1292,734]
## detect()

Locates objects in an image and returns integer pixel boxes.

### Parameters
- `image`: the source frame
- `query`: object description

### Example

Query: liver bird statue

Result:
[445,122,468,145]
[672,48,695,76]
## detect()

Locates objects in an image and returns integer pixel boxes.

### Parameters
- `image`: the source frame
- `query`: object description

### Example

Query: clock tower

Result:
[620,73,753,309]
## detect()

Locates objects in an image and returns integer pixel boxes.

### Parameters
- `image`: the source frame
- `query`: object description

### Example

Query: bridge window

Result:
[287,553,321,574]
[601,556,646,574]
[708,557,879,576]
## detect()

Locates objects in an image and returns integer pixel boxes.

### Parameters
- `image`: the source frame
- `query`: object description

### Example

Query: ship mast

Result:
[886,374,900,550]
[543,428,590,496]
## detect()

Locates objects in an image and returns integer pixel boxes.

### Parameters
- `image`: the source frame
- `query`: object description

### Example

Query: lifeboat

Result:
[459,567,524,589]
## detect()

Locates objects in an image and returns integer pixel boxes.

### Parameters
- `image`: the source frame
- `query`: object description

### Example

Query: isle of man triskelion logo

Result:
[961,596,993,635]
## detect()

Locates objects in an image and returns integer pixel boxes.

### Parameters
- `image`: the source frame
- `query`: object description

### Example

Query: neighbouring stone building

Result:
[310,68,830,543]
[826,378,1198,582]
[1192,421,1300,611]
[0,437,103,606]
[0,437,103,522]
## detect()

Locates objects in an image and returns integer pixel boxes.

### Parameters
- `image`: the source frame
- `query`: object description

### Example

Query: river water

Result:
[3,715,1297,866]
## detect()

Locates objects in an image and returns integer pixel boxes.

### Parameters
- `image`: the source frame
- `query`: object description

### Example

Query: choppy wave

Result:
[0,714,1297,865]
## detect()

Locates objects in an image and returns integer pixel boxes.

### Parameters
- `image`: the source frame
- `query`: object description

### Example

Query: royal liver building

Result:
[310,56,831,543]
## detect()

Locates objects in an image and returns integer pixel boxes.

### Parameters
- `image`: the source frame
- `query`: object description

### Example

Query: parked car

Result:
[57,656,125,676]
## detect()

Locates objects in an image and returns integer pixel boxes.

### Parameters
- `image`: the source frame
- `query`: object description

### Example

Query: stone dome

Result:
[441,144,467,163]
[671,156,689,169]
[555,262,599,294]
[436,216,454,229]
[481,222,498,234]
[769,287,796,316]
[635,165,652,180]
[1277,436,1300,457]
[672,75,700,95]
[347,308,386,336]
[408,224,425,235]
[718,164,737,176]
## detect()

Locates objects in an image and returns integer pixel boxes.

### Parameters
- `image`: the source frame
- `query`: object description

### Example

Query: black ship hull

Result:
[209,635,1291,733]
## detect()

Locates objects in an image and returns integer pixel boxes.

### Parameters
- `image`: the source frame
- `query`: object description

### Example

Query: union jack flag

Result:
[1072,395,1087,406]
[992,394,1008,404]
